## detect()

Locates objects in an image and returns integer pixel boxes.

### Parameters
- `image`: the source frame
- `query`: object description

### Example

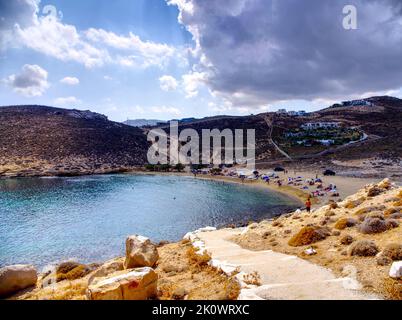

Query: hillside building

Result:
[342,100,373,107]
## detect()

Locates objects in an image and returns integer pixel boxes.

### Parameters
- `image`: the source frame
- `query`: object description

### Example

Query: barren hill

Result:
[154,96,402,166]
[0,105,148,177]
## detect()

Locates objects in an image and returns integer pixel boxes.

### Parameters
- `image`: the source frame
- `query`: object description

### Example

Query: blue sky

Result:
[1,0,402,121]
[0,0,204,121]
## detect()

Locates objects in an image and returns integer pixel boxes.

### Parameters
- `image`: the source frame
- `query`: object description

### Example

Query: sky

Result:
[1,0,402,122]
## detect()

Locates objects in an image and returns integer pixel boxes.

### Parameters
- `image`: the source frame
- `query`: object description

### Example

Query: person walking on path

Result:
[305,197,312,213]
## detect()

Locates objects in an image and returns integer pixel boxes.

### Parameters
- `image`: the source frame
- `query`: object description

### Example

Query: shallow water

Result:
[0,174,300,268]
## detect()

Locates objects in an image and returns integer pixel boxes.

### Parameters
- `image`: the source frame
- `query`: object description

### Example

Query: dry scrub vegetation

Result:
[233,180,402,300]
[156,240,240,300]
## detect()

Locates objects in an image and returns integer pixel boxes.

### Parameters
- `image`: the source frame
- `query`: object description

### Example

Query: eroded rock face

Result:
[124,235,159,269]
[86,267,158,300]
[0,265,37,298]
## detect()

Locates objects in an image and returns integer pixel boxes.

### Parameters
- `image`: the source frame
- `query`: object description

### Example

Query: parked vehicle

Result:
[323,169,336,176]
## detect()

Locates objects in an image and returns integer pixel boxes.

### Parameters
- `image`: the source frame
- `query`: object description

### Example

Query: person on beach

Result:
[305,197,312,213]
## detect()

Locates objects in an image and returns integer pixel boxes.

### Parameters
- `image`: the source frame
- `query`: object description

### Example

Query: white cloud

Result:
[103,75,113,81]
[54,96,81,106]
[3,64,49,97]
[182,71,206,98]
[60,76,79,85]
[85,28,177,68]
[151,106,181,116]
[15,14,108,68]
[159,75,178,92]
[3,1,183,69]
[0,0,39,48]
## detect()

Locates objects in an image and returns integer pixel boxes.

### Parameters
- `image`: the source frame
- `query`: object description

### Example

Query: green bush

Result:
[174,163,185,172]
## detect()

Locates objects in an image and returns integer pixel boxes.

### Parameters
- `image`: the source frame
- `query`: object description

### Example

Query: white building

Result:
[342,100,373,107]
[281,110,307,116]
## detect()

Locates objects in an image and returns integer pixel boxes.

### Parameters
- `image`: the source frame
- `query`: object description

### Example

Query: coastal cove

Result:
[0,174,300,268]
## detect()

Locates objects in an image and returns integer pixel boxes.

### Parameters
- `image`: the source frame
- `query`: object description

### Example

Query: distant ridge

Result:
[0,105,149,177]
[123,119,167,127]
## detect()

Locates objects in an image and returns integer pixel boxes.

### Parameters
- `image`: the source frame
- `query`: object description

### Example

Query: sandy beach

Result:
[192,170,383,209]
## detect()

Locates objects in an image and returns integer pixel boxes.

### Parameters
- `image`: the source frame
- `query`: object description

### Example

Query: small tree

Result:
[175,163,185,172]
[145,164,155,172]
[160,164,171,172]
[210,168,222,175]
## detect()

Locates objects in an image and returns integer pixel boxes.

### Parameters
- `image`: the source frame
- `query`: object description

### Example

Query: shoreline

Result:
[1,167,384,208]
[130,170,384,209]
[131,170,307,205]
[193,174,307,205]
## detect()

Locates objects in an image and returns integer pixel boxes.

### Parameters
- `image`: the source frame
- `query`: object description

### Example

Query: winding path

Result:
[197,228,379,300]
[263,115,293,161]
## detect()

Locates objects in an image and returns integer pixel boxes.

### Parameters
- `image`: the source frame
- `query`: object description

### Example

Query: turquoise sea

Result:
[0,175,300,268]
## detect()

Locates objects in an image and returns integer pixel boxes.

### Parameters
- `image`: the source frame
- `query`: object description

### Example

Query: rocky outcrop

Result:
[0,265,37,298]
[86,267,158,300]
[86,235,160,300]
[88,258,125,285]
[124,235,159,269]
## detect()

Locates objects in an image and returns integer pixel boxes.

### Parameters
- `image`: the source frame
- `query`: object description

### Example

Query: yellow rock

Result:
[86,267,157,300]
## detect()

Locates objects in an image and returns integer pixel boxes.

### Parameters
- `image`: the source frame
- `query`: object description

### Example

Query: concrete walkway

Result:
[197,229,379,300]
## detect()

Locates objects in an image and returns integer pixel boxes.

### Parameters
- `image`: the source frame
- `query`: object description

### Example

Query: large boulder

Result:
[389,261,402,279]
[124,235,159,269]
[0,265,37,298]
[86,267,158,300]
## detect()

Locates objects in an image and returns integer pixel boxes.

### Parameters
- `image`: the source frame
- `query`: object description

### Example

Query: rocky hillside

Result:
[152,96,402,166]
[315,96,402,160]
[0,106,149,177]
